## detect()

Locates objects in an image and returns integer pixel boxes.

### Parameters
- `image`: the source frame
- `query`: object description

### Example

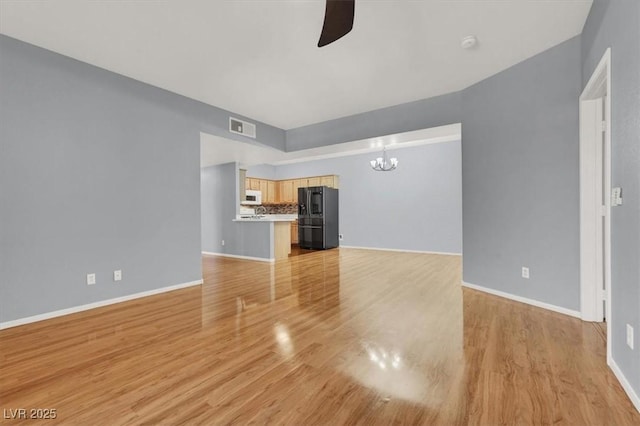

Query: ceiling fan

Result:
[318,0,355,47]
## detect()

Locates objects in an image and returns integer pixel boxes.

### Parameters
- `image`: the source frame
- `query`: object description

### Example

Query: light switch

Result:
[612,187,623,206]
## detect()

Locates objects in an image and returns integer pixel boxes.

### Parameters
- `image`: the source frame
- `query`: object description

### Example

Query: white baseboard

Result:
[339,245,461,256]
[202,251,275,263]
[609,358,640,412]
[462,281,581,318]
[0,279,203,330]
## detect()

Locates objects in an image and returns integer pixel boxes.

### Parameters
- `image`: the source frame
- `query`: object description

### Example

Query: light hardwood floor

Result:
[1,249,638,425]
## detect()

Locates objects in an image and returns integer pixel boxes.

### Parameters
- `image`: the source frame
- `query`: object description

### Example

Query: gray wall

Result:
[282,37,585,312]
[201,163,273,259]
[274,141,462,254]
[0,35,283,323]
[461,36,582,310]
[0,36,204,322]
[245,163,277,180]
[201,163,232,254]
[285,92,461,151]
[283,36,583,311]
[0,35,286,150]
[582,0,640,395]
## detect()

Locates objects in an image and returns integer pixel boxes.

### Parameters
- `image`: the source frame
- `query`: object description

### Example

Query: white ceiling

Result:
[0,0,592,130]
[200,123,461,168]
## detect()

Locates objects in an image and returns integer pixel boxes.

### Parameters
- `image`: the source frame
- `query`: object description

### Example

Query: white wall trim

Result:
[0,279,203,330]
[609,358,640,413]
[581,48,611,101]
[202,251,275,263]
[462,281,581,318]
[270,123,461,166]
[339,245,461,256]
[579,47,612,363]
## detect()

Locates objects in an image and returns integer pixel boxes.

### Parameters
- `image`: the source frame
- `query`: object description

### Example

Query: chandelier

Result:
[370,147,398,171]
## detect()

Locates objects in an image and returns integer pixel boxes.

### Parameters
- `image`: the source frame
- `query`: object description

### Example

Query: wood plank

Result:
[1,250,638,424]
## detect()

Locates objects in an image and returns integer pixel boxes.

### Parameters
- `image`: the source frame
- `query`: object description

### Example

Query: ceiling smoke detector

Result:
[461,35,478,49]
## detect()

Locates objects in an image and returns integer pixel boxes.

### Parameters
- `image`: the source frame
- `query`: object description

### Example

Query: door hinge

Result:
[600,120,607,133]
[600,205,607,216]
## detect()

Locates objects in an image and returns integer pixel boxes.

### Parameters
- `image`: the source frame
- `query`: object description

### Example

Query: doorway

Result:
[579,48,611,361]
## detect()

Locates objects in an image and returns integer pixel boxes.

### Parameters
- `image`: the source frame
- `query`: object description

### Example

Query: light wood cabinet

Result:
[244,177,276,203]
[320,175,339,188]
[245,175,339,205]
[259,180,268,202]
[281,180,295,203]
[246,178,260,191]
[307,177,321,187]
[291,220,298,244]
[298,176,339,189]
[275,181,283,203]
[274,222,292,260]
[266,181,276,204]
[292,179,302,203]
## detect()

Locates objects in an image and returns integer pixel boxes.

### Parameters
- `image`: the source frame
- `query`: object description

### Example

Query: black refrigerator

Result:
[298,186,339,250]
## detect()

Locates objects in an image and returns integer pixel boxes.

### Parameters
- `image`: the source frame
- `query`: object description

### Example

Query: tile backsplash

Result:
[265,204,297,214]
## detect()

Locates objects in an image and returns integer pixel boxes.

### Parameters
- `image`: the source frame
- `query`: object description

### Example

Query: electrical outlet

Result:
[114,270,122,282]
[87,273,96,286]
[339,234,344,241]
[627,324,634,349]
[522,267,530,279]
[221,240,225,246]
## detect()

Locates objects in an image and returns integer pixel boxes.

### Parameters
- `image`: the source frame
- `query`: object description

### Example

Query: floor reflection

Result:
[292,249,340,311]
[201,250,463,407]
[193,250,631,424]
[200,249,341,327]
[333,253,464,406]
[3,250,633,425]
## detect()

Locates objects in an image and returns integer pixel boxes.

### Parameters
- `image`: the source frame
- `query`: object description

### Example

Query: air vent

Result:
[229,117,256,139]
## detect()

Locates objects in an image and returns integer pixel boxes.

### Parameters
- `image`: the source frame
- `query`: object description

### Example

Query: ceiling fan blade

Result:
[318,0,355,47]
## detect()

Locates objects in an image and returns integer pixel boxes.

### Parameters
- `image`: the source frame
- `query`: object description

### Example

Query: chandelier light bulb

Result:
[370,147,398,172]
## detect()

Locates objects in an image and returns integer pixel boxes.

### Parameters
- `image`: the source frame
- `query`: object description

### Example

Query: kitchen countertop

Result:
[233,214,298,222]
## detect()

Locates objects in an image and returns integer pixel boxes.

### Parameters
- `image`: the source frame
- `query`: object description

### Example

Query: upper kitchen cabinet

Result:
[292,179,302,202]
[292,176,339,196]
[245,174,339,204]
[266,180,276,204]
[246,178,260,191]
[320,175,339,189]
[244,177,276,203]
[279,180,295,203]
[306,177,321,187]
[300,175,339,189]
[259,179,268,200]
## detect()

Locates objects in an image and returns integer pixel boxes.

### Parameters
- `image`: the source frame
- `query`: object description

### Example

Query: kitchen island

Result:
[231,214,297,261]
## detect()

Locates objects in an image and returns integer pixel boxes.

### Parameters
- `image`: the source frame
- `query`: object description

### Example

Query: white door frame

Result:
[579,48,612,362]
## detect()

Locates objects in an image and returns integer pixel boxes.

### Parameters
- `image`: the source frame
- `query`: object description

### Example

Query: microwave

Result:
[242,190,262,205]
